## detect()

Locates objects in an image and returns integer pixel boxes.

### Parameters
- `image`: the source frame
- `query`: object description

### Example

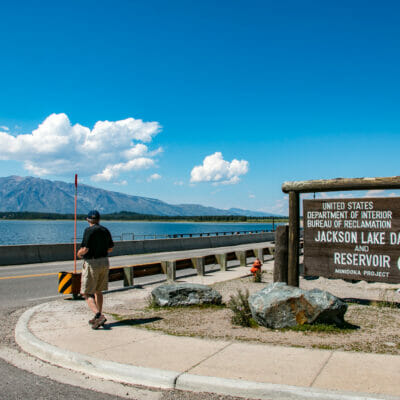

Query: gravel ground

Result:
[0,306,27,350]
[110,269,400,355]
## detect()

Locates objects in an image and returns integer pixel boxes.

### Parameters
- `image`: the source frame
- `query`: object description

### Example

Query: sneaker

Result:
[88,316,96,325]
[91,314,107,329]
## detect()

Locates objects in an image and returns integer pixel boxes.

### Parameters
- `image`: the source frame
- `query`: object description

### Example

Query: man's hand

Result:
[77,247,89,259]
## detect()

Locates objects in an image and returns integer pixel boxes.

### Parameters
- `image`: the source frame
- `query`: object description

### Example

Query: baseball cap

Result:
[87,210,100,220]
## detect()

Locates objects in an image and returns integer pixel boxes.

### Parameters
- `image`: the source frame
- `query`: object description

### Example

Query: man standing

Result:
[77,210,114,329]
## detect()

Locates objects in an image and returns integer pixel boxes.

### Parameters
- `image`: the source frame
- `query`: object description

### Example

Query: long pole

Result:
[74,174,78,274]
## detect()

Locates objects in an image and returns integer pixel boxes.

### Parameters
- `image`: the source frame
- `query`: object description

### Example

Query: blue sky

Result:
[1,0,400,214]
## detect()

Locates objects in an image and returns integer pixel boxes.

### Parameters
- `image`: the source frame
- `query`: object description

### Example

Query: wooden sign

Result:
[303,198,400,283]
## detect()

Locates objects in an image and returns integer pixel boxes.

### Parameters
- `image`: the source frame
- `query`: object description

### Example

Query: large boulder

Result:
[151,283,222,307]
[248,282,347,328]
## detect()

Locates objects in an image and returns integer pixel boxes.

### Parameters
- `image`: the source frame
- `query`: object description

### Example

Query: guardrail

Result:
[74,229,273,242]
[58,243,276,297]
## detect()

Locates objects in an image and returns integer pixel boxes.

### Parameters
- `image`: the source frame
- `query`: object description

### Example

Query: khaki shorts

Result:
[80,257,109,294]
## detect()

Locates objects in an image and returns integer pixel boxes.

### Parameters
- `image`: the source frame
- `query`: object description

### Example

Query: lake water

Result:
[0,220,279,245]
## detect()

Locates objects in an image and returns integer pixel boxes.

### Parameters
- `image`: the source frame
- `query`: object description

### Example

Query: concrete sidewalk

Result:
[15,263,400,400]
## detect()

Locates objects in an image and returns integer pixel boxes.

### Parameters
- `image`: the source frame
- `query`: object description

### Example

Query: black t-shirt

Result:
[80,224,114,259]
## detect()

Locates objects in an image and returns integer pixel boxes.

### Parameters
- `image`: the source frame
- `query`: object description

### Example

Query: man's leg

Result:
[84,294,100,314]
[81,261,99,315]
[94,291,103,314]
[84,293,106,329]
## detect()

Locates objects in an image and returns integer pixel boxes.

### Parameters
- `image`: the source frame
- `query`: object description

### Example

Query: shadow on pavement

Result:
[106,317,162,329]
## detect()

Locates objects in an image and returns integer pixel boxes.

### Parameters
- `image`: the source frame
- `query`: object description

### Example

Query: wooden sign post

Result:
[288,191,299,286]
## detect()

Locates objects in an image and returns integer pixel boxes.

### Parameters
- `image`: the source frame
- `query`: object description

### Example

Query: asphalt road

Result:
[0,357,132,400]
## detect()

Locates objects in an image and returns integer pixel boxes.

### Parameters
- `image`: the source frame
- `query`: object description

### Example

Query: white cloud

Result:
[114,180,128,186]
[190,152,249,185]
[0,125,9,131]
[92,158,155,182]
[269,195,289,215]
[319,192,354,199]
[174,180,184,186]
[147,173,162,182]
[0,113,161,182]
[249,193,256,199]
[364,190,385,197]
[306,189,400,200]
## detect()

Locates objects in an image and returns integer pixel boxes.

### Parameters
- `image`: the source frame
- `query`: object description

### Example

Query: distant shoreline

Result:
[0,211,287,223]
[0,217,288,223]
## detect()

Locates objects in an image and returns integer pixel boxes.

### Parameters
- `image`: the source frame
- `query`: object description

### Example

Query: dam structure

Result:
[0,231,275,266]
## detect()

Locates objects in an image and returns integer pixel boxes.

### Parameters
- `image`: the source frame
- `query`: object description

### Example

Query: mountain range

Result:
[0,176,279,217]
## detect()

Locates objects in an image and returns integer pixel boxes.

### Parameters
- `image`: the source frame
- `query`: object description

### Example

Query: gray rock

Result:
[151,283,222,307]
[248,282,347,328]
[305,288,347,325]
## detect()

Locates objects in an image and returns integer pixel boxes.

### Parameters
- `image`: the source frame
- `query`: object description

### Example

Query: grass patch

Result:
[281,322,358,333]
[372,300,400,309]
[312,344,334,350]
[109,313,124,321]
[370,290,400,309]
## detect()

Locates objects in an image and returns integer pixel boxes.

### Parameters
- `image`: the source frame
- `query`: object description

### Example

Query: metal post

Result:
[73,174,78,274]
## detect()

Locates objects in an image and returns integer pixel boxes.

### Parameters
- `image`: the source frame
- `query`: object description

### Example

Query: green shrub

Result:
[227,289,257,327]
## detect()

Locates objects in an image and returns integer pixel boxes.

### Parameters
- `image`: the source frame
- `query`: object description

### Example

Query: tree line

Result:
[0,211,287,223]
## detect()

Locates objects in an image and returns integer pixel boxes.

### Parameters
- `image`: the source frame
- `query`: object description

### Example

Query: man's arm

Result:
[78,227,91,259]
[107,229,114,254]
[77,247,89,259]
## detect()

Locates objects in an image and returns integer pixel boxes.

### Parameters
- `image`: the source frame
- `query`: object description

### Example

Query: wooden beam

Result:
[282,176,400,193]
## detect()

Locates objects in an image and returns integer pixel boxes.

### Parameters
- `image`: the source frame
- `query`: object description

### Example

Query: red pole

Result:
[74,174,78,274]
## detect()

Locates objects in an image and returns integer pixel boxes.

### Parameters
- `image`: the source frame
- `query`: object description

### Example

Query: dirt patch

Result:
[111,270,400,355]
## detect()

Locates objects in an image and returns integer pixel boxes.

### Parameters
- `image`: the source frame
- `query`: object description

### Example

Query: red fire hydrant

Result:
[250,258,262,276]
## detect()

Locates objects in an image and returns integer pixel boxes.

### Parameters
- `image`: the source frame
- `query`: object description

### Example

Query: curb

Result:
[176,374,399,400]
[15,303,400,400]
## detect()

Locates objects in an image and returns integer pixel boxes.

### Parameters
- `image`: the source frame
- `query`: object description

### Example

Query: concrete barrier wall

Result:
[0,232,275,266]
